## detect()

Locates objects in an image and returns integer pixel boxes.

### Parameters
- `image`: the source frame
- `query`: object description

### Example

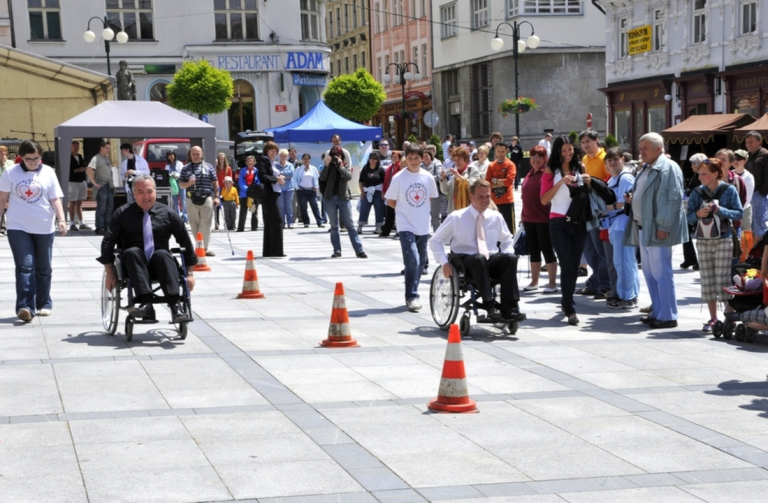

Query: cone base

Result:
[194,265,211,272]
[427,398,478,414]
[238,291,265,299]
[320,338,360,348]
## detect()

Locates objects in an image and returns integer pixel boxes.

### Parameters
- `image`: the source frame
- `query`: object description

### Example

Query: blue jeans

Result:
[297,188,323,225]
[171,193,188,222]
[639,230,677,321]
[7,230,54,314]
[359,190,385,226]
[95,184,114,230]
[398,231,429,301]
[278,190,294,225]
[609,229,640,301]
[324,196,364,255]
[751,192,767,239]
[549,218,589,316]
[583,227,610,292]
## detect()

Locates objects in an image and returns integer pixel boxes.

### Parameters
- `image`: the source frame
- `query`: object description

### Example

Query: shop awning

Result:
[734,113,768,143]
[662,113,756,144]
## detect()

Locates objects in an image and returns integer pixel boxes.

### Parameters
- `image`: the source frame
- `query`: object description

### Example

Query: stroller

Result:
[713,235,766,342]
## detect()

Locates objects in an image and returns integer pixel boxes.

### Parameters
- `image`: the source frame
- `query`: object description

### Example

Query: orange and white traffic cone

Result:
[320,282,359,348]
[237,250,265,299]
[428,324,477,413]
[193,232,211,272]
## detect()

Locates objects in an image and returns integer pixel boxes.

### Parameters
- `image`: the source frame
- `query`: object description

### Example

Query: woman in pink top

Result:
[540,136,591,325]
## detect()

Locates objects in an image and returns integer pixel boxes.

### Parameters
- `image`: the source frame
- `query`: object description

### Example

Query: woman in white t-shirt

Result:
[0,140,67,322]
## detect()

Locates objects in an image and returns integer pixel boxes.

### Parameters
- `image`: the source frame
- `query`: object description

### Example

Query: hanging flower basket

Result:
[498,97,539,117]
[394,110,416,121]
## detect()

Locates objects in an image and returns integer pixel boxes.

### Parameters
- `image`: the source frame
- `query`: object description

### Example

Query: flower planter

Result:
[517,104,530,113]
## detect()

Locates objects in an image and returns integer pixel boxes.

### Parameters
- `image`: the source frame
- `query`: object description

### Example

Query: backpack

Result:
[694,184,729,240]
[590,177,616,205]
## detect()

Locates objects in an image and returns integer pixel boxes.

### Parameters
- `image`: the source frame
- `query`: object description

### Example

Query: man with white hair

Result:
[623,132,688,329]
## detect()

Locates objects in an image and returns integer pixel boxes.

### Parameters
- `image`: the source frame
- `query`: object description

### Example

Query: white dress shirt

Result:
[120,154,150,194]
[429,205,514,265]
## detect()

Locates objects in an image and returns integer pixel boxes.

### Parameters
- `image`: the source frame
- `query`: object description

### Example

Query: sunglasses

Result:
[702,159,712,165]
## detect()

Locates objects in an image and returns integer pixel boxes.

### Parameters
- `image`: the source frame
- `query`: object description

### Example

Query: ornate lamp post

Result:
[490,21,540,140]
[83,16,129,76]
[383,62,422,146]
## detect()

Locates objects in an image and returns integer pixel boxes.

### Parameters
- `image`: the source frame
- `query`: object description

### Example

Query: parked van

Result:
[133,138,190,170]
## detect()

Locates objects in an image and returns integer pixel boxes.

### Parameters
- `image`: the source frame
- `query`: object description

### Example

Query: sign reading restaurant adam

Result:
[215,51,327,72]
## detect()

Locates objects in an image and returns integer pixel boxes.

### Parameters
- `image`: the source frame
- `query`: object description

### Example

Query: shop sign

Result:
[405,91,427,100]
[628,25,652,55]
[614,85,663,104]
[214,51,326,72]
[293,73,327,87]
[275,105,287,112]
[734,75,768,90]
[285,52,325,70]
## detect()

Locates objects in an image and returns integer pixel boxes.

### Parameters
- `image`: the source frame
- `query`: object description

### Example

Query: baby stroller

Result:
[713,237,765,342]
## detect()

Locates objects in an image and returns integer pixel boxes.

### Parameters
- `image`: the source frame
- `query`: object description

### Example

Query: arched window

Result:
[299,86,320,116]
[228,79,256,139]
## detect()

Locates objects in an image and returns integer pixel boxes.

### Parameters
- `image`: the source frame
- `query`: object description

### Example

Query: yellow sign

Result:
[628,25,652,55]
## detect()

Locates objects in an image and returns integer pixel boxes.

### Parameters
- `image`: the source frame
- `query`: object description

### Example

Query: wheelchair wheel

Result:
[508,321,519,335]
[723,320,734,339]
[712,320,723,338]
[459,312,471,338]
[735,323,746,342]
[747,328,758,343]
[125,316,134,342]
[430,266,460,330]
[101,267,120,336]
[178,322,188,340]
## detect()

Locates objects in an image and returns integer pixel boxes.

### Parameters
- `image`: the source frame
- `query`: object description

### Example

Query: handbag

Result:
[246,181,266,202]
[512,226,529,256]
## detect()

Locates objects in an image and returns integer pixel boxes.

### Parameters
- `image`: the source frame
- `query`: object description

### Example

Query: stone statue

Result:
[116,60,137,101]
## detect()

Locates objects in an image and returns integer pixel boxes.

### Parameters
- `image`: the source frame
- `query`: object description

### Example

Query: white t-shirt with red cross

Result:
[0,163,63,234]
[384,168,438,236]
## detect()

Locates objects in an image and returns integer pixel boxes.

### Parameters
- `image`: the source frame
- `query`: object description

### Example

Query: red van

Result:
[133,138,190,170]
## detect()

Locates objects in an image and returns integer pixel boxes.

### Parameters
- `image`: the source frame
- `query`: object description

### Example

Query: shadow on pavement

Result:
[349,307,404,317]
[0,316,31,326]
[63,329,185,349]
[706,379,768,419]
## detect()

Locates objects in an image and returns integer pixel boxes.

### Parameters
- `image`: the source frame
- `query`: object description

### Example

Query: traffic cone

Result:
[320,282,359,348]
[237,250,265,299]
[193,232,211,272]
[428,324,477,413]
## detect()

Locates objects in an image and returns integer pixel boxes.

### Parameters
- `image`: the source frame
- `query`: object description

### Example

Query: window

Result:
[614,109,630,151]
[361,1,366,25]
[300,0,320,41]
[375,2,380,32]
[472,0,489,29]
[344,5,349,31]
[361,51,366,70]
[741,1,757,36]
[330,61,334,76]
[336,8,341,36]
[394,0,403,27]
[440,3,457,38]
[28,0,61,40]
[214,0,258,41]
[328,11,333,38]
[353,54,358,71]
[471,62,492,138]
[413,46,418,67]
[383,1,389,30]
[509,0,581,16]
[421,0,427,17]
[353,1,358,28]
[345,57,349,74]
[107,0,154,41]
[693,0,706,45]
[377,56,381,81]
[384,55,390,83]
[422,43,428,78]
[229,79,256,140]
[652,8,666,52]
[444,69,459,96]
[618,17,629,59]
[648,105,666,133]
[400,49,405,67]
[411,0,416,19]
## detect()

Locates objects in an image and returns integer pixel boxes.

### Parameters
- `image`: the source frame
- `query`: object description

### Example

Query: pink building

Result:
[369,0,433,148]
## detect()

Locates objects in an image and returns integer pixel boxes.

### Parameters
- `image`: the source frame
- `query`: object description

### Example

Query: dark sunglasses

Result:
[702,159,712,165]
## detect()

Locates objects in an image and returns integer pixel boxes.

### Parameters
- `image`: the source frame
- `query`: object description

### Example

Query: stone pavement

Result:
[2,202,768,503]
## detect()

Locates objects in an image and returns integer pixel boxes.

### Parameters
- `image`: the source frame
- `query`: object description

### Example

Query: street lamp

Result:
[491,21,540,140]
[84,16,129,76]
[383,62,422,147]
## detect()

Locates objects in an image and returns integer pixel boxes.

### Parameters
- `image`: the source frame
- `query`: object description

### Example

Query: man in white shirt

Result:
[538,133,552,157]
[385,145,439,312]
[120,143,150,204]
[429,179,525,321]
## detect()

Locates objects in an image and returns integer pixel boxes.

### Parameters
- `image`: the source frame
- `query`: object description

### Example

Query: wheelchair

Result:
[101,248,193,342]
[429,255,525,338]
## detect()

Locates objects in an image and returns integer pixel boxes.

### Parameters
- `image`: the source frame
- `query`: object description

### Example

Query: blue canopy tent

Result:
[266,100,382,142]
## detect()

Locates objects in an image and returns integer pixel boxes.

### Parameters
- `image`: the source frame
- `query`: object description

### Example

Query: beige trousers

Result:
[188,197,214,249]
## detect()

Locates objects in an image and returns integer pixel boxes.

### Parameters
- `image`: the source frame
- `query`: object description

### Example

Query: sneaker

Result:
[406,299,422,312]
[608,298,621,309]
[17,307,33,322]
[610,300,635,310]
[702,319,717,332]
[594,292,607,300]
[79,224,91,230]
[70,224,78,232]
[357,224,364,234]
[331,252,342,258]
[356,252,368,259]
[38,308,52,316]
[542,286,558,293]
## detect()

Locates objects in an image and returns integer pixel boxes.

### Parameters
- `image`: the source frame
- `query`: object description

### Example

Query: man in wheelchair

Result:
[429,179,525,322]
[97,174,197,323]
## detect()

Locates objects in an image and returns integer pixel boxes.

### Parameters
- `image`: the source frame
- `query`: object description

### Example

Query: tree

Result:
[429,134,443,161]
[323,68,385,122]
[167,60,234,118]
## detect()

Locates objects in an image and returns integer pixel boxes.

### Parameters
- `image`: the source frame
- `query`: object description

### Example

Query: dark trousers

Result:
[497,203,516,234]
[523,221,556,264]
[550,218,589,316]
[682,227,698,266]
[380,205,396,236]
[237,201,258,231]
[262,194,284,257]
[458,253,520,309]
[122,248,179,304]
[297,188,323,225]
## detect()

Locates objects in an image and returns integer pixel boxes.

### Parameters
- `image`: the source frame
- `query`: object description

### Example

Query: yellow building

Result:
[326,0,371,77]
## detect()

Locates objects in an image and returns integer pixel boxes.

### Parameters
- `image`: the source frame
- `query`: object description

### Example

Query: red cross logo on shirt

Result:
[25,188,34,197]
[413,193,421,202]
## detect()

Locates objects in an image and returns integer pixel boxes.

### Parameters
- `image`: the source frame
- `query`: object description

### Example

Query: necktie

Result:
[477,212,489,259]
[143,211,154,261]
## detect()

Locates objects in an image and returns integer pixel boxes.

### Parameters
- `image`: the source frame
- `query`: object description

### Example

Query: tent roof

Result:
[734,113,768,143]
[266,100,381,142]
[54,100,216,138]
[661,113,756,145]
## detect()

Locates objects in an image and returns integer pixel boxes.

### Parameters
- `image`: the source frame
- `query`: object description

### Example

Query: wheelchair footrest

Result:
[132,319,160,325]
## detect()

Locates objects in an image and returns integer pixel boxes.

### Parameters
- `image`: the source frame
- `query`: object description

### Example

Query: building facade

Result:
[604,0,768,156]
[431,0,607,147]
[326,0,370,78]
[8,0,331,141]
[370,0,433,147]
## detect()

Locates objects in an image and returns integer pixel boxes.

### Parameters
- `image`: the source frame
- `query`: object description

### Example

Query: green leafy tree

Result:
[429,134,444,161]
[568,131,579,144]
[605,134,619,148]
[407,133,418,143]
[324,68,385,122]
[167,60,234,118]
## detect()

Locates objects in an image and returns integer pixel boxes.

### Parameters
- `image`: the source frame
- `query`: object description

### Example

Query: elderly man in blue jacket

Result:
[623,132,688,329]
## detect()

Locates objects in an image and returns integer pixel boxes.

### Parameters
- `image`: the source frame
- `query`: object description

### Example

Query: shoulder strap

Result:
[713,183,729,201]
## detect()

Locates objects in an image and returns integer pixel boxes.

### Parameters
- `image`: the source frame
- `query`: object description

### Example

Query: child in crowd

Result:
[220,176,239,231]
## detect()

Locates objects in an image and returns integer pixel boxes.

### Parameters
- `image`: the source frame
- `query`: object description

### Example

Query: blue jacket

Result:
[276,162,295,192]
[686,182,743,239]
[238,167,259,198]
[292,164,320,190]
[623,155,689,247]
